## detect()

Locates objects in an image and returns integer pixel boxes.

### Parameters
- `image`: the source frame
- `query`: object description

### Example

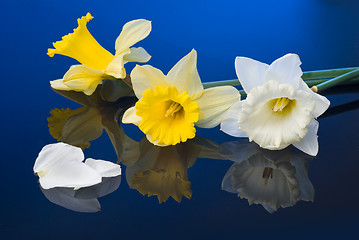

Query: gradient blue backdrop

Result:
[1,0,359,239]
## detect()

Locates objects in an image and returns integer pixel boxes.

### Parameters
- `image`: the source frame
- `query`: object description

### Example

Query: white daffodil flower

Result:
[221,54,330,156]
[49,13,151,95]
[33,142,121,189]
[122,49,240,146]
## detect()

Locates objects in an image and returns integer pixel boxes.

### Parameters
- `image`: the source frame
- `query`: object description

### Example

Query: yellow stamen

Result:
[165,102,183,117]
[272,97,291,112]
[37,170,48,178]
[262,167,273,186]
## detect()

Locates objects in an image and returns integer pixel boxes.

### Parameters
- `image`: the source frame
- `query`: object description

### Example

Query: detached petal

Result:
[235,56,269,93]
[166,49,203,99]
[220,101,248,138]
[39,160,102,189]
[195,86,240,128]
[122,106,142,126]
[130,65,168,99]
[115,19,151,54]
[292,119,319,156]
[123,47,151,63]
[264,54,302,89]
[34,142,84,173]
[84,158,122,177]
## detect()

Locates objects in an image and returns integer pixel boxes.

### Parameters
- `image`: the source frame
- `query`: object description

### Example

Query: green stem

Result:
[203,67,358,89]
[315,68,359,93]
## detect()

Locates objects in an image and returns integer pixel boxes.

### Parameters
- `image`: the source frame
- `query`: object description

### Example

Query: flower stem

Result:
[202,67,359,89]
[312,68,359,93]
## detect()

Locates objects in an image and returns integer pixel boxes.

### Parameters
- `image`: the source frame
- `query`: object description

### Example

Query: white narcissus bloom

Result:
[49,13,151,95]
[122,49,240,146]
[33,142,121,189]
[220,54,330,156]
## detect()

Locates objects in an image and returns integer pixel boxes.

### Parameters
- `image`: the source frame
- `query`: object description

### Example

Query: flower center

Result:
[262,167,273,186]
[165,101,183,117]
[272,97,290,112]
[135,86,199,145]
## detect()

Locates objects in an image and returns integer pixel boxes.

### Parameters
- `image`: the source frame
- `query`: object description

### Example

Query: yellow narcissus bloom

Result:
[48,13,151,95]
[220,54,330,156]
[122,49,240,146]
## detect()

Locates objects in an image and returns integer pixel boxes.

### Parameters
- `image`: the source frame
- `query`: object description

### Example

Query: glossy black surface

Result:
[1,0,359,239]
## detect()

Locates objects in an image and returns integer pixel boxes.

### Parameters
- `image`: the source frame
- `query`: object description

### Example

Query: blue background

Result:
[1,0,359,239]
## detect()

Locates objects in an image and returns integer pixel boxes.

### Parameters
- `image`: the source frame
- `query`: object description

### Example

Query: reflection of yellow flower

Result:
[48,107,102,149]
[48,13,151,95]
[123,49,240,146]
[126,139,203,203]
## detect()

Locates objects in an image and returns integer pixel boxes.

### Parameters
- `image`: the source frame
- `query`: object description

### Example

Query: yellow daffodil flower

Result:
[122,49,240,146]
[48,13,151,95]
[220,54,330,156]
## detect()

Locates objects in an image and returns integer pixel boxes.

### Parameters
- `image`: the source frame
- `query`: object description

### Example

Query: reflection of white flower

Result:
[221,54,330,156]
[221,141,314,213]
[33,142,121,189]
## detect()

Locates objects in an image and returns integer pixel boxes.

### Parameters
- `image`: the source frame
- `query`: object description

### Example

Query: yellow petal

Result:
[123,47,151,63]
[166,49,204,99]
[50,79,72,91]
[130,64,168,99]
[195,86,240,128]
[60,65,104,95]
[47,13,114,71]
[105,49,130,79]
[122,106,142,126]
[115,19,152,54]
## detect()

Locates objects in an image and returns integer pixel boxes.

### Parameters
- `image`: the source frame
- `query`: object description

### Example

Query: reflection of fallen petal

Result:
[40,176,121,212]
[221,141,314,213]
[41,187,101,213]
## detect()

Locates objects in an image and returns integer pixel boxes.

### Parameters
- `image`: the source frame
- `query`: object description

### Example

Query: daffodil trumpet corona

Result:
[122,49,240,146]
[220,54,331,156]
[48,13,152,95]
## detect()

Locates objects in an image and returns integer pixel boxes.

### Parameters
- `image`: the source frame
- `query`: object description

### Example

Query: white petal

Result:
[34,142,84,173]
[292,119,319,156]
[264,54,302,88]
[115,19,151,54]
[105,50,129,79]
[235,56,269,93]
[220,101,248,138]
[39,160,102,189]
[122,106,142,126]
[195,86,240,128]
[298,80,330,118]
[166,49,203,99]
[130,65,168,99]
[123,47,151,63]
[84,158,121,178]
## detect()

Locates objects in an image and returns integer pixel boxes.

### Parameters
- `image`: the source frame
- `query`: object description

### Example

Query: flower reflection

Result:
[48,82,137,160]
[220,140,314,213]
[40,176,121,213]
[124,137,222,203]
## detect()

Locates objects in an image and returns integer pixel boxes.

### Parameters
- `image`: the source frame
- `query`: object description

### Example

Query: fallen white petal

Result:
[84,158,121,178]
